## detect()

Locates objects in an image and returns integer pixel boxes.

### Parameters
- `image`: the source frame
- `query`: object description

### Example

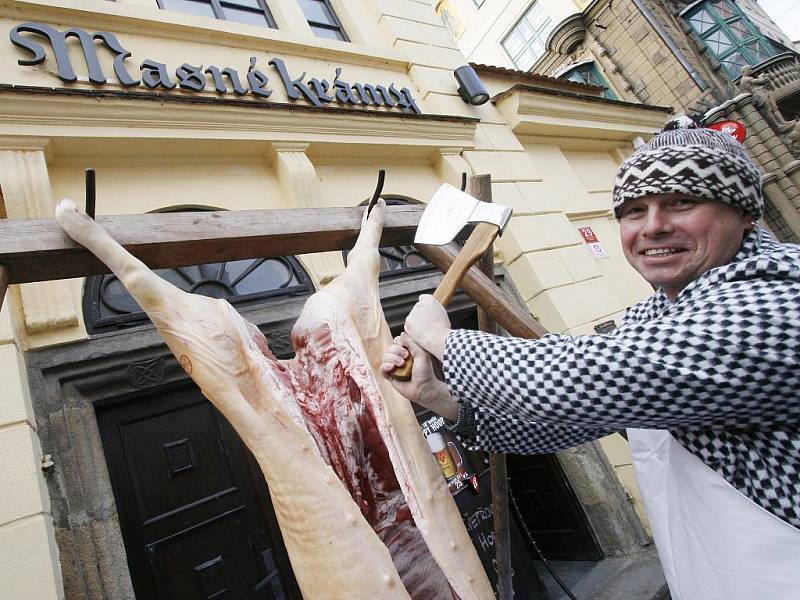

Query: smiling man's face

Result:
[619,194,753,300]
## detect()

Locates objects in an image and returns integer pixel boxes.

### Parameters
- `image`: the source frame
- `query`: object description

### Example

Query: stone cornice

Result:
[495,85,671,141]
[0,85,478,148]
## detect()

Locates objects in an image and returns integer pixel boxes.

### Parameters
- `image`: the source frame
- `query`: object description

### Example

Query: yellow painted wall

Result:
[512,141,654,525]
[0,300,63,599]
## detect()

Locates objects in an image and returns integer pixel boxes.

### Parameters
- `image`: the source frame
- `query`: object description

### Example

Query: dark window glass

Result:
[683,0,781,77]
[712,0,734,20]
[161,0,216,18]
[157,0,276,28]
[297,0,348,41]
[83,212,313,334]
[311,25,344,40]
[222,5,272,26]
[689,8,716,34]
[561,62,618,100]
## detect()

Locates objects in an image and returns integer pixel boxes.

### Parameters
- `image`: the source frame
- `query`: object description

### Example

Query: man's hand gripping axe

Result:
[393,183,512,381]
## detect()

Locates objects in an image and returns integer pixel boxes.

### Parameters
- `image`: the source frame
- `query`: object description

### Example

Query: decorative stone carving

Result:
[546,13,587,55]
[739,66,798,135]
[272,142,317,209]
[0,143,80,337]
[127,357,166,388]
[787,122,800,158]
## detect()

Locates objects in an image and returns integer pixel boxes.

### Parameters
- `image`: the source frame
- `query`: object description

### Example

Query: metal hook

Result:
[460,172,467,192]
[85,168,96,220]
[366,169,385,217]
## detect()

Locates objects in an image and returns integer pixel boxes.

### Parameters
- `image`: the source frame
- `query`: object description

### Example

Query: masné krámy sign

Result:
[9,22,422,114]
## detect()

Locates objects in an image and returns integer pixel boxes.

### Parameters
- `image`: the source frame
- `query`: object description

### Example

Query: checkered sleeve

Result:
[443,275,800,434]
[451,401,612,454]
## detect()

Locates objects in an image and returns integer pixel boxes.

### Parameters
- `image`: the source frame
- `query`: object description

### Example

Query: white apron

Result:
[628,428,800,600]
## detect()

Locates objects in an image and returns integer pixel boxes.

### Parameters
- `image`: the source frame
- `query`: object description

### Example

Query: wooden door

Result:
[97,385,301,600]
[507,454,602,560]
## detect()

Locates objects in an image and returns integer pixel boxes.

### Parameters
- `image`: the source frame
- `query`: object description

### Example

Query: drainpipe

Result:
[630,0,709,91]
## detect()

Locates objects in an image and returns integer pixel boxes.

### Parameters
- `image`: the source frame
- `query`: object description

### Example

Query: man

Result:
[380,117,800,599]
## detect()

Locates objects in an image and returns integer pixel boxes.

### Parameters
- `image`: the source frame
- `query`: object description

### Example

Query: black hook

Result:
[366,169,385,217]
[460,172,467,192]
[85,168,96,220]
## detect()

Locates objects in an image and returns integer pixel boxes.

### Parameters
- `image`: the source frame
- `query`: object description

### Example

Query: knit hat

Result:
[612,116,763,218]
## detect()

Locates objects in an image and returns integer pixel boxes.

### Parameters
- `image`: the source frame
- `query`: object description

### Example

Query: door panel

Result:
[508,454,602,560]
[97,385,300,600]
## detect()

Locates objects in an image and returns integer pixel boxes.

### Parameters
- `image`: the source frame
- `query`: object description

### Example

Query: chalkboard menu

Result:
[417,412,550,599]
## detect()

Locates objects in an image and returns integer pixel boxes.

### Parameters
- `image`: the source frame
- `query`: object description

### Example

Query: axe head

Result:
[414,184,513,246]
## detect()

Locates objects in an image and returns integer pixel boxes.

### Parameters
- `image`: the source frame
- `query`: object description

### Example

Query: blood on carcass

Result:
[54,198,493,600]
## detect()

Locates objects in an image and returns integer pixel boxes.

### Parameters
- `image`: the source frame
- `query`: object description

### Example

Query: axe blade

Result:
[414,184,512,246]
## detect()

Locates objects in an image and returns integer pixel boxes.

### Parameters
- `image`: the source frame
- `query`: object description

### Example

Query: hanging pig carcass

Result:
[55,198,494,600]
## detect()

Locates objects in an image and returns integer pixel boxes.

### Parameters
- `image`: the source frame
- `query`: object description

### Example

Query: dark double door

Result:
[508,454,602,560]
[97,385,301,600]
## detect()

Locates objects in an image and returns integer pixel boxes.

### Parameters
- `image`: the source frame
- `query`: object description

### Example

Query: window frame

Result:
[683,0,780,77]
[297,0,350,42]
[560,62,618,100]
[82,208,314,335]
[501,1,553,72]
[83,254,314,334]
[156,0,277,29]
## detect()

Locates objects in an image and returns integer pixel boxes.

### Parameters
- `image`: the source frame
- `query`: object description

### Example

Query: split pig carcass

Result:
[55,198,494,600]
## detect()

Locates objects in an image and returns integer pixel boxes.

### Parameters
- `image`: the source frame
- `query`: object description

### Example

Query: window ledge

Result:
[5,0,409,70]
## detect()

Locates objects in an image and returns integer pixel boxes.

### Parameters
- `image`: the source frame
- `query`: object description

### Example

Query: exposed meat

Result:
[55,199,494,600]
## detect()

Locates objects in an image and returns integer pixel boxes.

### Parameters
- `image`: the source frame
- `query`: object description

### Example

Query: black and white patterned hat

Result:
[612,116,763,218]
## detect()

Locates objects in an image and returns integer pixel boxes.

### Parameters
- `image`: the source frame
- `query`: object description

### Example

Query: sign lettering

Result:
[9,22,421,114]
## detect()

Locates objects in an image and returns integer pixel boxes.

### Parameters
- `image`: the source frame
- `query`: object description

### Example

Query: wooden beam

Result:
[0,205,424,284]
[469,175,512,600]
[416,243,546,340]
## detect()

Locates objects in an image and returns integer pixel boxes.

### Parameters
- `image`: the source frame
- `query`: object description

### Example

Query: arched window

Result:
[682,0,783,77]
[560,62,617,100]
[83,210,314,334]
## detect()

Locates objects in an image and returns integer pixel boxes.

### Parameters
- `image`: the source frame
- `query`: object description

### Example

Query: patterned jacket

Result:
[447,226,800,528]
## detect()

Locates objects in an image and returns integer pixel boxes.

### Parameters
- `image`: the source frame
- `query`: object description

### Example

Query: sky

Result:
[759,0,800,41]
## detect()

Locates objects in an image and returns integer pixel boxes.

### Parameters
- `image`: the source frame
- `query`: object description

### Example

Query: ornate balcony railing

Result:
[750,52,800,101]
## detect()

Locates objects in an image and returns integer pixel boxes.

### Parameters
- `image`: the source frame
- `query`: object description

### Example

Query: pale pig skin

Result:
[55,199,494,600]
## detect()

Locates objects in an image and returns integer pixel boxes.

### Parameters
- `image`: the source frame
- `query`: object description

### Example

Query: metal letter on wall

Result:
[10,22,139,86]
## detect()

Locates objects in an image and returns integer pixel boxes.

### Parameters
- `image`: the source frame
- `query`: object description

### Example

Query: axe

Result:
[393,183,512,381]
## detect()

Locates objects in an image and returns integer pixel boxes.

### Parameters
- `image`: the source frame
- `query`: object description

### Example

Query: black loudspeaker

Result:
[454,65,490,106]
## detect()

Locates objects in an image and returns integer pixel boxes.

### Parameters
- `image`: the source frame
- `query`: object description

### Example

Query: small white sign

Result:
[587,242,609,259]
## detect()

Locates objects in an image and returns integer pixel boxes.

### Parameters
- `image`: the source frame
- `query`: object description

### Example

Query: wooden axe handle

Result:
[393,221,500,381]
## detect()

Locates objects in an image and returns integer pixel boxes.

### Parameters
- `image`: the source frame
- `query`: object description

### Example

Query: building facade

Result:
[436,0,800,531]
[0,0,671,597]
[437,0,800,242]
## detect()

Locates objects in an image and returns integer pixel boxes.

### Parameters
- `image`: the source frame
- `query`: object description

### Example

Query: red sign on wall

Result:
[707,120,746,143]
[578,227,599,243]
